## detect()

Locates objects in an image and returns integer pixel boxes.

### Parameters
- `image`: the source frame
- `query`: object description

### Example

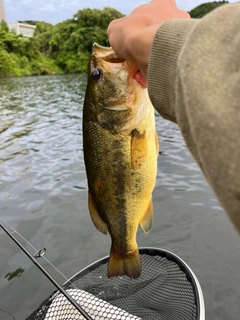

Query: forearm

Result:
[148,18,198,122]
[148,3,240,232]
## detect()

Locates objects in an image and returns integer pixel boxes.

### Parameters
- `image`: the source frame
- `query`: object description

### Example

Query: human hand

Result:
[107,0,189,85]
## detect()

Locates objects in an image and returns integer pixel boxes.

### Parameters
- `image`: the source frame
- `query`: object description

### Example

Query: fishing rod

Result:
[0,222,93,320]
[66,70,87,86]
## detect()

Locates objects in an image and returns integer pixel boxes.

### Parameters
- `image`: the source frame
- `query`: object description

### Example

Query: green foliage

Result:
[34,21,54,36]
[0,20,9,32]
[0,7,124,77]
[189,1,228,18]
[0,49,16,75]
[47,7,124,70]
[1,3,232,78]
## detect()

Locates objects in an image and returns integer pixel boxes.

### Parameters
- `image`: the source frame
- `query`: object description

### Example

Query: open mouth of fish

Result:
[92,42,142,86]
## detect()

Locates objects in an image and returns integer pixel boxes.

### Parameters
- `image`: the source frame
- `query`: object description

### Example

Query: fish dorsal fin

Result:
[131,129,147,169]
[88,193,108,235]
[140,199,153,234]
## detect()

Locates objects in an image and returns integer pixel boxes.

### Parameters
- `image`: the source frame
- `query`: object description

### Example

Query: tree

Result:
[46,7,124,72]
[4,4,233,77]
[189,1,229,18]
[0,49,16,75]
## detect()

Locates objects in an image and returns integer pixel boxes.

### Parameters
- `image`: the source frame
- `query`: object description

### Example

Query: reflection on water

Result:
[0,75,239,320]
[4,268,25,281]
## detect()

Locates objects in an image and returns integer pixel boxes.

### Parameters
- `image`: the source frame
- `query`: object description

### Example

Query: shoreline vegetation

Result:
[0,1,228,78]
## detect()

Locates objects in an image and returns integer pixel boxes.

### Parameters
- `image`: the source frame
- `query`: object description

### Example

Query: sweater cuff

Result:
[148,19,198,123]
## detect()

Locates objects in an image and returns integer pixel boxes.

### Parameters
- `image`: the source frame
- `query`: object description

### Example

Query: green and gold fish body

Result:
[83,43,158,278]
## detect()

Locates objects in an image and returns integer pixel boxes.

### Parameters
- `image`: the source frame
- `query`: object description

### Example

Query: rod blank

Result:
[0,223,93,320]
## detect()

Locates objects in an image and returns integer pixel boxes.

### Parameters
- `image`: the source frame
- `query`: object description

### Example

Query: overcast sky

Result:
[3,0,239,24]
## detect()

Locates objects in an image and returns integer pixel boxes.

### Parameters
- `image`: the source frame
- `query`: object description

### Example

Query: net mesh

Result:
[26,248,200,320]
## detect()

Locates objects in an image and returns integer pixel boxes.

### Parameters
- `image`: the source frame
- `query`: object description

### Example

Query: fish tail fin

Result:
[107,246,141,279]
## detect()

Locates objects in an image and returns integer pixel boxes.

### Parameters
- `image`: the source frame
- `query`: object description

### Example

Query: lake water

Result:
[0,74,239,320]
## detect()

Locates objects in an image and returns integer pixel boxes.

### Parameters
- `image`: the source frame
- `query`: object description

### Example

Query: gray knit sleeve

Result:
[148,4,240,233]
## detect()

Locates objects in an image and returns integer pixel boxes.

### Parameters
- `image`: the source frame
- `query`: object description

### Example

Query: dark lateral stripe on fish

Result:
[131,129,147,169]
[111,139,128,253]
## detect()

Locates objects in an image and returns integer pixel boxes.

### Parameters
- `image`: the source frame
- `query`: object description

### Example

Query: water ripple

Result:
[0,74,239,320]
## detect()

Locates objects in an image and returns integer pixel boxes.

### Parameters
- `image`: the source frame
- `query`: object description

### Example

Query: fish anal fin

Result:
[88,193,108,235]
[140,199,153,234]
[131,129,147,169]
[108,247,141,279]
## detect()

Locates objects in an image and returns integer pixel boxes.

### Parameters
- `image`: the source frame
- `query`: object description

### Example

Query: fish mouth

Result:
[92,43,124,63]
[92,43,113,54]
[92,43,123,62]
[134,72,147,88]
[92,43,140,80]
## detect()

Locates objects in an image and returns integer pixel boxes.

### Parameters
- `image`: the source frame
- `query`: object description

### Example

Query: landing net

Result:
[26,248,204,320]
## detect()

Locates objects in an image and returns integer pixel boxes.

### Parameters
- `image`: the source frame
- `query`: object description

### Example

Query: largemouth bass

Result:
[83,43,158,278]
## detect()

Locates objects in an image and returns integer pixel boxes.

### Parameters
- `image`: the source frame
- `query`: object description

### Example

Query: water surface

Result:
[0,75,239,320]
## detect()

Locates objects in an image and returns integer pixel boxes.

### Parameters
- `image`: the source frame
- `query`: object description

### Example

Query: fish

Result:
[82,43,158,278]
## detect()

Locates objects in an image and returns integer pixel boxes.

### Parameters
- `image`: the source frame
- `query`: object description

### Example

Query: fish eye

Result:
[91,68,101,81]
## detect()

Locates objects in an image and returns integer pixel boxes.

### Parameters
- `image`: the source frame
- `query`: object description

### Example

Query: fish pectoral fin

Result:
[140,199,153,234]
[155,130,159,156]
[88,193,108,235]
[131,129,147,169]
